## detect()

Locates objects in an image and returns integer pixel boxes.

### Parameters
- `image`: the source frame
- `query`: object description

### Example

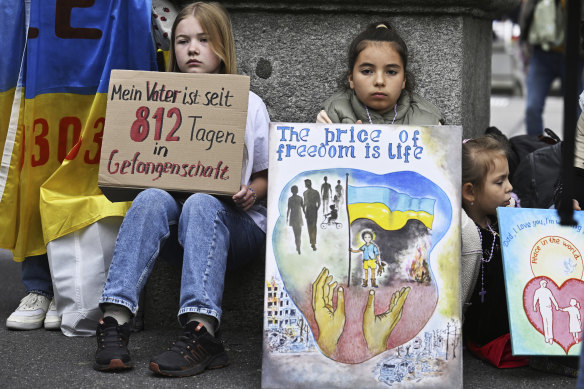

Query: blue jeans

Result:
[579,351,584,388]
[99,189,265,326]
[525,47,584,136]
[22,254,53,298]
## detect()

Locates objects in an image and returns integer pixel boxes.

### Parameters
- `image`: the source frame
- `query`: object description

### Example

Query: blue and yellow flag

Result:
[0,0,157,261]
[347,185,435,230]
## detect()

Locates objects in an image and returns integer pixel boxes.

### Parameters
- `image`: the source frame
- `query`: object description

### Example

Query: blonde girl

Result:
[93,2,270,377]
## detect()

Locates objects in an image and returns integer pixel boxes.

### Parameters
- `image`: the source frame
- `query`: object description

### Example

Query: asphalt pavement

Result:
[0,245,578,388]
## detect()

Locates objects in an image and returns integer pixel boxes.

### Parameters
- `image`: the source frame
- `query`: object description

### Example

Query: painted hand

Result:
[312,267,345,356]
[363,287,410,354]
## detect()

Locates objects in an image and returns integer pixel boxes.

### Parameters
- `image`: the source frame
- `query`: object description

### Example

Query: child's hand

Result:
[316,110,332,124]
[232,185,255,211]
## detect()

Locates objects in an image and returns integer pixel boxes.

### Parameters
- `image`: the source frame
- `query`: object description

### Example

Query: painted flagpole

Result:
[346,172,351,286]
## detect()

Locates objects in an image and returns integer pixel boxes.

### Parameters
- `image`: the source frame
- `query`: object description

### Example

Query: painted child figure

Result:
[561,298,582,344]
[316,21,443,125]
[92,2,269,377]
[460,136,528,368]
[350,230,381,288]
[325,204,338,225]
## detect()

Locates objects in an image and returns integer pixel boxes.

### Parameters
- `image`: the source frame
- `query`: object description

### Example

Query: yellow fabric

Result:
[347,202,434,230]
[0,88,16,149]
[39,93,131,246]
[0,91,130,261]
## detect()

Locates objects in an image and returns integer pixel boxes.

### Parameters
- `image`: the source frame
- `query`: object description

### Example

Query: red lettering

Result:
[84,117,104,164]
[153,107,164,140]
[55,0,102,39]
[107,149,120,173]
[166,107,181,141]
[58,116,81,163]
[130,106,150,142]
[32,118,50,167]
[120,160,131,174]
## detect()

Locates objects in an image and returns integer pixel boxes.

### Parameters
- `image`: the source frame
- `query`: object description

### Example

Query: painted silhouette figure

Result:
[533,279,559,344]
[287,185,304,255]
[321,176,332,215]
[350,230,380,288]
[334,179,343,207]
[324,204,338,225]
[303,179,321,251]
[560,298,582,344]
[333,194,340,211]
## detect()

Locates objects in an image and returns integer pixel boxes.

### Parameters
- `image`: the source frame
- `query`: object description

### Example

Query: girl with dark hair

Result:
[317,21,443,125]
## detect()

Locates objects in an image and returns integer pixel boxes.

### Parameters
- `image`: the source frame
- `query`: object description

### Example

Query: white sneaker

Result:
[6,293,51,330]
[43,298,61,330]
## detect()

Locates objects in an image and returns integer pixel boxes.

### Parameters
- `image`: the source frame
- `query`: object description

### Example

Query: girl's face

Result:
[474,156,513,218]
[174,15,222,74]
[348,42,406,114]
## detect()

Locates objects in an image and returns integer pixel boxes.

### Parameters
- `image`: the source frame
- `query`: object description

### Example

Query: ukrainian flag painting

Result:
[0,0,157,261]
[347,185,435,231]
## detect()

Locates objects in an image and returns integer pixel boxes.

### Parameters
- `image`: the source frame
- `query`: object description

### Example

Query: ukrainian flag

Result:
[347,185,435,230]
[0,0,157,261]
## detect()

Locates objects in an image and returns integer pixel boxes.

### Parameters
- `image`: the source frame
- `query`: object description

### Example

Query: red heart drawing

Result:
[523,277,584,354]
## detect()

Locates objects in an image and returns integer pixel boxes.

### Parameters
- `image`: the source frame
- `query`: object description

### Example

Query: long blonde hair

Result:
[167,2,237,74]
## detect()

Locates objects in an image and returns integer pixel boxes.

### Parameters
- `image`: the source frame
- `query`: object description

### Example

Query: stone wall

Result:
[225,0,517,134]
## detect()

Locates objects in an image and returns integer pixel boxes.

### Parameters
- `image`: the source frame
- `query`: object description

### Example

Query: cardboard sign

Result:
[98,70,249,202]
[262,123,463,388]
[499,207,584,356]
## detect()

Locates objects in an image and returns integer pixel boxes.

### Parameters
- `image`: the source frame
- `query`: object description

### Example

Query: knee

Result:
[131,188,175,212]
[182,193,223,216]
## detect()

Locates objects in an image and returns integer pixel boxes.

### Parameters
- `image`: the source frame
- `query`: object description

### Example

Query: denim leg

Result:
[176,193,265,326]
[99,188,180,315]
[578,344,584,388]
[21,253,53,298]
[525,49,563,136]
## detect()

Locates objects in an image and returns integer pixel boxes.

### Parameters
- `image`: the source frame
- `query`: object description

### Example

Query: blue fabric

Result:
[525,47,584,136]
[347,185,435,214]
[0,0,25,92]
[24,0,156,98]
[99,189,265,326]
[21,254,53,298]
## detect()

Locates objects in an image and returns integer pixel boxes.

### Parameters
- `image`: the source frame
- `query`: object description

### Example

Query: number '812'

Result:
[130,106,182,142]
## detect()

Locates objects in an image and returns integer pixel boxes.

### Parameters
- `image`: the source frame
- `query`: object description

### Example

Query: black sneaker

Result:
[94,317,133,371]
[149,321,229,377]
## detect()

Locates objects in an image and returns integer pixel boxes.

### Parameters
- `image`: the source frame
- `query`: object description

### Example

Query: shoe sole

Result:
[43,321,61,331]
[6,320,44,330]
[149,353,230,377]
[93,359,133,371]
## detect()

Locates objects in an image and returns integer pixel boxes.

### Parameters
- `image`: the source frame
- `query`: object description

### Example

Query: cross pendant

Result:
[479,288,487,303]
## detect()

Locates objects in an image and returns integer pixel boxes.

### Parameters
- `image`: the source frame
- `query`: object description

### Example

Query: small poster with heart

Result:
[498,207,584,356]
[262,123,463,388]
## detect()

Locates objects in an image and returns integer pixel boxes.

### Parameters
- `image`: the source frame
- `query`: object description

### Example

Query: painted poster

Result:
[499,207,584,356]
[262,123,462,388]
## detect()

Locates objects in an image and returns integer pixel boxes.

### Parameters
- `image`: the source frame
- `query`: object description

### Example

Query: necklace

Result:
[365,104,397,125]
[476,222,497,303]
